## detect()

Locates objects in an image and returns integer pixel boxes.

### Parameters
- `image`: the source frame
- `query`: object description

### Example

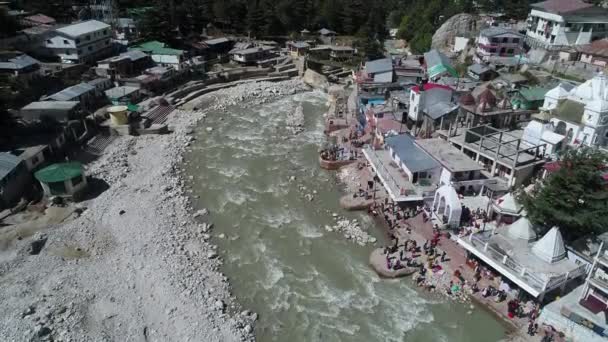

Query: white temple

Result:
[507,217,537,242]
[535,72,608,148]
[532,226,568,264]
[459,223,586,299]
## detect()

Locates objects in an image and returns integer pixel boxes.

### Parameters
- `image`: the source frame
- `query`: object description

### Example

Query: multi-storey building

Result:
[44,20,112,63]
[526,0,608,50]
[475,27,524,63]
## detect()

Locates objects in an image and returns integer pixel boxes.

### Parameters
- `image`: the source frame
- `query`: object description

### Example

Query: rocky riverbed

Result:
[0,79,306,342]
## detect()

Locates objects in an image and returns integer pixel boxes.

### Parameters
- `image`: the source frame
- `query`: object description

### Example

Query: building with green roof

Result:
[130,41,187,70]
[424,49,458,80]
[513,87,551,110]
[34,162,87,197]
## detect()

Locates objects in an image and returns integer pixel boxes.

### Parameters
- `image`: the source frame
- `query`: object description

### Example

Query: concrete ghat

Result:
[369,248,417,278]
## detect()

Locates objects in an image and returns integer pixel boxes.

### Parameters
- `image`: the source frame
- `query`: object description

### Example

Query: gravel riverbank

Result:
[0,79,307,342]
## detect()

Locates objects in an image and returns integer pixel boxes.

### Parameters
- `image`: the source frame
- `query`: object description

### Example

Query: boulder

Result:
[302,69,329,91]
[431,13,478,52]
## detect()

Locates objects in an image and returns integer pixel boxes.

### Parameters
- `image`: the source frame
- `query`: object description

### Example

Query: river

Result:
[184,90,507,342]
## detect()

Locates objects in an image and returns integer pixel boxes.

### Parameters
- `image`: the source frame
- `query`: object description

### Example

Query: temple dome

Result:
[477,88,497,107]
[532,226,567,263]
[507,217,536,241]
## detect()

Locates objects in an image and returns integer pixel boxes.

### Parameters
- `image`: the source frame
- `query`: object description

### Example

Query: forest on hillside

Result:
[11,0,532,54]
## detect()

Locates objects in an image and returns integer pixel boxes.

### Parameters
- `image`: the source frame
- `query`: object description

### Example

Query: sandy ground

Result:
[0,79,306,342]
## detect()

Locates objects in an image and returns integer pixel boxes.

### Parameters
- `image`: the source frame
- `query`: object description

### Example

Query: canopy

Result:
[35,162,84,183]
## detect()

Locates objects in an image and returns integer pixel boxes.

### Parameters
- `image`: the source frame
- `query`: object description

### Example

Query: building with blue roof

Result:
[362,134,441,202]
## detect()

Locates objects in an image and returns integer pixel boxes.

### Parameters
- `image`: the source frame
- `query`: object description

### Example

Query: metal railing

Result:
[466,233,579,292]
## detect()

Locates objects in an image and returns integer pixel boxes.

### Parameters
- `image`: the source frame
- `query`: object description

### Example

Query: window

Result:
[513,38,520,43]
[86,35,91,40]
[65,50,71,55]
[31,156,39,164]
[75,39,80,44]
[63,39,69,44]
[507,49,514,54]
[104,29,108,35]
[88,46,93,51]
[77,49,82,54]
[502,37,508,43]
[46,39,52,44]
[491,38,499,43]
[489,48,497,53]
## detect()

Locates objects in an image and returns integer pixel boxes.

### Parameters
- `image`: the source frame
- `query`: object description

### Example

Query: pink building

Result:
[475,27,524,63]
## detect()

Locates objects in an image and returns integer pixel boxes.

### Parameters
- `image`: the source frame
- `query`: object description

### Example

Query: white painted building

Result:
[541,73,608,147]
[44,20,112,63]
[525,0,608,50]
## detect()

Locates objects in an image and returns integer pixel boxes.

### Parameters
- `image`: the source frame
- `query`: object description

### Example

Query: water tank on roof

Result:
[107,105,129,126]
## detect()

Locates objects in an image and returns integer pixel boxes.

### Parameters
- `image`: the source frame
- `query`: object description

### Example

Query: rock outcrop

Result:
[303,69,329,91]
[431,13,478,52]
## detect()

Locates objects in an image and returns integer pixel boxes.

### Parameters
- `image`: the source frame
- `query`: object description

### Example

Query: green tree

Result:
[138,4,174,43]
[519,148,608,241]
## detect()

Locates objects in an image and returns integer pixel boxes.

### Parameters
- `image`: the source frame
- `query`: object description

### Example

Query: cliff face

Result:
[431,13,478,52]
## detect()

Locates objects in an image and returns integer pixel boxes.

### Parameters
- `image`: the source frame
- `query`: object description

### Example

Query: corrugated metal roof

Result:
[365,58,393,74]
[56,20,110,37]
[424,50,458,79]
[47,83,95,101]
[131,41,184,56]
[105,86,139,99]
[22,101,79,111]
[230,46,274,55]
[319,28,336,35]
[519,87,550,102]
[424,102,458,120]
[0,54,40,70]
[205,37,230,45]
[480,27,523,38]
[0,152,21,180]
[385,134,439,173]
[373,71,393,83]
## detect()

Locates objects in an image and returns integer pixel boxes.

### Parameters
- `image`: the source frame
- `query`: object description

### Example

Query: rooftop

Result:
[0,54,39,70]
[577,38,608,57]
[99,50,149,63]
[480,27,524,38]
[519,86,550,102]
[424,49,458,79]
[131,41,185,56]
[46,83,95,101]
[21,101,79,111]
[385,134,439,173]
[204,37,231,45]
[416,139,484,173]
[531,0,595,14]
[230,46,274,55]
[56,20,110,38]
[105,86,139,99]
[0,152,22,180]
[365,58,393,74]
[24,13,56,25]
[34,162,84,183]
